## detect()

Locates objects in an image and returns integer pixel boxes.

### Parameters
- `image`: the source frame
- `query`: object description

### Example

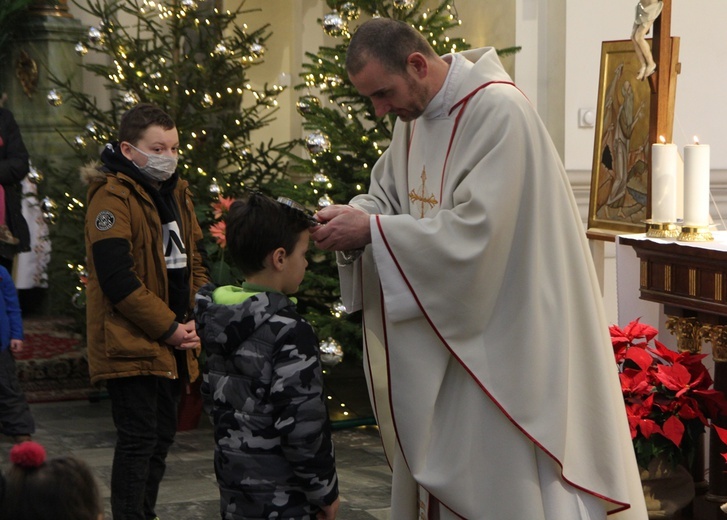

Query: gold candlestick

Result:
[677,225,713,242]
[644,219,681,239]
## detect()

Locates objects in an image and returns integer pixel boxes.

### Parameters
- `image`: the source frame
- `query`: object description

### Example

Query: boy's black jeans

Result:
[0,349,35,436]
[107,375,180,520]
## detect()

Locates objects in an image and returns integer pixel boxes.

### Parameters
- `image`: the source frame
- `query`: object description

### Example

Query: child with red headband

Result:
[0,441,103,520]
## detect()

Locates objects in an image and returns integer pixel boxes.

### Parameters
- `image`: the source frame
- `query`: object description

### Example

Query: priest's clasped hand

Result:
[311,204,372,251]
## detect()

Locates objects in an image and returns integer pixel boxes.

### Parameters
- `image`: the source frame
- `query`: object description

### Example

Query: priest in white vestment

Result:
[311,18,648,520]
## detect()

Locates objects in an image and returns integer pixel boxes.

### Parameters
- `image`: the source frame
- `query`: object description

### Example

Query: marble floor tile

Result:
[0,399,392,519]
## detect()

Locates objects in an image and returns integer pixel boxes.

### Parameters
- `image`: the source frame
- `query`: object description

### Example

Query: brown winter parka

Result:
[83,165,209,385]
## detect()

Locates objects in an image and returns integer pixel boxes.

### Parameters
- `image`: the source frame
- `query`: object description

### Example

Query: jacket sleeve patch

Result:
[95,210,115,231]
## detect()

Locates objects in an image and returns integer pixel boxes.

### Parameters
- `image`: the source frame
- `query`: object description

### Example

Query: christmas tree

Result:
[41,0,295,320]
[285,0,472,361]
[0,0,34,72]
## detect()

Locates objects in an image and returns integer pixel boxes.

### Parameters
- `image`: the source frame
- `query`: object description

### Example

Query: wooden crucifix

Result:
[645,0,680,217]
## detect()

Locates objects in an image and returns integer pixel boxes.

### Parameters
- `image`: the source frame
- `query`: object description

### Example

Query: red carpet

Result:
[14,317,94,403]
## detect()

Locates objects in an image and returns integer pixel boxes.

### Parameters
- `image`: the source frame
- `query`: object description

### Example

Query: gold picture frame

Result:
[587,38,678,239]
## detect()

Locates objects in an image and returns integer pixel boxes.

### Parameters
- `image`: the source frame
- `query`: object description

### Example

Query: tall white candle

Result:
[683,140,710,226]
[651,141,677,222]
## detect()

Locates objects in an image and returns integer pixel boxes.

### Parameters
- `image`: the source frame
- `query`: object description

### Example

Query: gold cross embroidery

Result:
[409,167,438,218]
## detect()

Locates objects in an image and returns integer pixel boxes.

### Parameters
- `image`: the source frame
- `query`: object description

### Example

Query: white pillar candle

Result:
[683,141,710,226]
[651,142,677,222]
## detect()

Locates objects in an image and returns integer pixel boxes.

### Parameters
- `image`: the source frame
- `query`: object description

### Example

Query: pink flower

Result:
[211,195,234,220]
[210,220,226,248]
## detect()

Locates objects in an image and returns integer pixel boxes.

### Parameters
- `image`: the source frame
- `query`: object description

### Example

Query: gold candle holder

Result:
[644,220,681,239]
[677,225,713,242]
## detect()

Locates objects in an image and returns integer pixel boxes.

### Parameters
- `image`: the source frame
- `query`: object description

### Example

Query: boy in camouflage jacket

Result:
[194,192,339,520]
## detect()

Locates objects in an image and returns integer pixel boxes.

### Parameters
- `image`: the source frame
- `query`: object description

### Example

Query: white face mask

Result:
[128,143,178,181]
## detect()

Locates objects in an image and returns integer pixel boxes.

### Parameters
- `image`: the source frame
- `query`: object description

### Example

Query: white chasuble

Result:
[338,48,647,520]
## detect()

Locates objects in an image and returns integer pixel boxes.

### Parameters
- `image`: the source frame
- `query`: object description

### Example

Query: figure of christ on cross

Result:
[409,168,438,218]
[632,0,664,80]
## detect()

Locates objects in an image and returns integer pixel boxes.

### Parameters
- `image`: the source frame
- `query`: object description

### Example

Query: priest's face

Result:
[349,56,430,122]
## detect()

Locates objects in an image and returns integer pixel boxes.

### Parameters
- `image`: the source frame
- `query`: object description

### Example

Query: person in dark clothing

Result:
[0,263,34,443]
[84,103,209,520]
[0,107,31,271]
[194,192,339,520]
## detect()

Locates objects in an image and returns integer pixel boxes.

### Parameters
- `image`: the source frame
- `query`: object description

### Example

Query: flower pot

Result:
[640,456,695,519]
[177,379,203,431]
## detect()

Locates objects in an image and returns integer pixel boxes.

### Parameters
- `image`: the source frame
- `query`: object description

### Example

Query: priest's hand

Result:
[311,204,371,251]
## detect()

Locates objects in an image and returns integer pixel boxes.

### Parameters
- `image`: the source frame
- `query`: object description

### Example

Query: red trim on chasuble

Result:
[361,280,393,470]
[406,81,519,204]
[375,121,631,515]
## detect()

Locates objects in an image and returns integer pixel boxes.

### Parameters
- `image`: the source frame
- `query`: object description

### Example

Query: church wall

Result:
[64,0,727,325]
[560,0,727,326]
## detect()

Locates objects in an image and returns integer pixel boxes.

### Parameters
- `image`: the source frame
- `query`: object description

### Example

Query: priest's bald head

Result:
[345,18,450,122]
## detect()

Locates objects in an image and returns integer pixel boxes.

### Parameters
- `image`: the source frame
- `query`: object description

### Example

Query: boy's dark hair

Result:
[346,18,437,76]
[1,456,102,520]
[226,192,312,277]
[118,103,175,145]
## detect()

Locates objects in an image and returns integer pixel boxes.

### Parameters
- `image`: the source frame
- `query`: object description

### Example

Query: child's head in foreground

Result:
[0,441,103,520]
[226,192,315,294]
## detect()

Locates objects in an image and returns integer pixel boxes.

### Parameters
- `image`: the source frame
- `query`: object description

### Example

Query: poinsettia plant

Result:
[611,319,727,469]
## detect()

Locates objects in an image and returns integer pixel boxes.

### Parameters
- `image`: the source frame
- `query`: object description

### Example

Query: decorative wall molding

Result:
[568,169,727,229]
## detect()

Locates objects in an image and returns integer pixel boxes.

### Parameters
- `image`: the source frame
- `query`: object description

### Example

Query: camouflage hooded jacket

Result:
[194,283,338,520]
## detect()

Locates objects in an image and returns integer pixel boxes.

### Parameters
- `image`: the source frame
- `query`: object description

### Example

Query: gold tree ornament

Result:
[319,337,344,367]
[296,95,321,116]
[393,0,416,10]
[74,41,89,56]
[46,89,62,106]
[87,26,104,46]
[28,163,43,184]
[41,196,57,224]
[322,11,347,37]
[317,194,334,208]
[339,2,360,21]
[305,131,331,156]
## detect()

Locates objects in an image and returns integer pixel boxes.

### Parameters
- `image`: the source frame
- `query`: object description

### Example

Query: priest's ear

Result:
[406,52,428,79]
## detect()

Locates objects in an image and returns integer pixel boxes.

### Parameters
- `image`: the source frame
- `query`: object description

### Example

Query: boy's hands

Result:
[165,321,200,350]
[9,339,23,354]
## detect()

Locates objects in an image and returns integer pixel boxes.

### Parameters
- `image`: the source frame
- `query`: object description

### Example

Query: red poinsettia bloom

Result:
[656,363,705,398]
[661,414,686,447]
[209,220,226,248]
[610,320,658,362]
[713,424,727,464]
[626,394,662,440]
[611,318,727,469]
[620,367,653,398]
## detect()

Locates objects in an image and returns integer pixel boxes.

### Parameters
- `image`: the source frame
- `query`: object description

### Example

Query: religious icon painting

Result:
[587,38,679,239]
